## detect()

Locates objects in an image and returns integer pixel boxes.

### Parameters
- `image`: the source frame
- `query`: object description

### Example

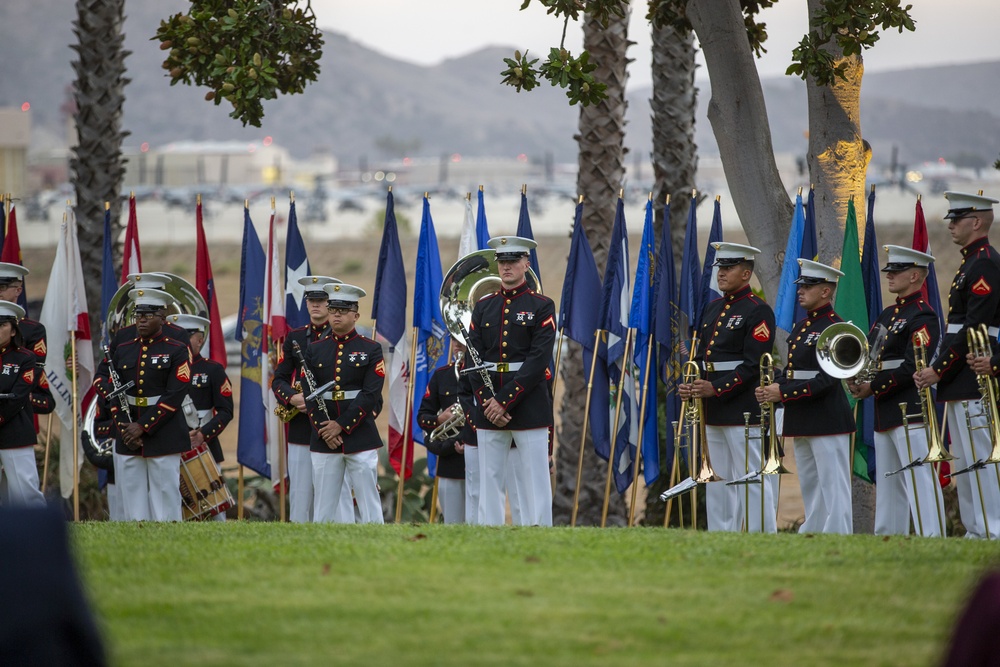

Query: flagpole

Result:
[665,337,698,528]
[41,413,53,493]
[428,477,440,523]
[278,423,287,522]
[71,332,80,522]
[601,327,635,528]
[238,466,245,520]
[571,330,603,527]
[628,334,656,526]
[396,326,420,523]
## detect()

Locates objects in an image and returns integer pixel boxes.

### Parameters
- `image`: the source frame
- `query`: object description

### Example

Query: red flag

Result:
[120,194,142,283]
[195,198,227,367]
[0,204,27,309]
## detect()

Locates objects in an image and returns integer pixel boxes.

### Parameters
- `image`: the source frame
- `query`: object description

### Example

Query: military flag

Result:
[195,197,226,367]
[284,197,312,329]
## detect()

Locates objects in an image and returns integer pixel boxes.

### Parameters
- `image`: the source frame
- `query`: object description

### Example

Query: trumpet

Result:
[429,403,465,443]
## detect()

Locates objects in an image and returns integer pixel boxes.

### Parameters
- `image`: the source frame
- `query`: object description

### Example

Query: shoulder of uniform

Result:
[162,338,188,350]
[203,358,225,371]
[478,292,501,303]
[357,334,379,346]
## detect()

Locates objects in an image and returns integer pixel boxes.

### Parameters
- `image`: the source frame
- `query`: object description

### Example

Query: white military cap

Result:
[128,288,174,313]
[711,242,760,266]
[324,282,366,309]
[0,262,29,284]
[127,272,173,289]
[881,245,934,272]
[488,235,536,260]
[944,191,998,219]
[795,258,844,285]
[298,275,342,300]
[0,300,25,321]
[168,313,210,332]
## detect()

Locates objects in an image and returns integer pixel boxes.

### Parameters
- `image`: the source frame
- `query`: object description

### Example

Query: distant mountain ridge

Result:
[2,0,998,169]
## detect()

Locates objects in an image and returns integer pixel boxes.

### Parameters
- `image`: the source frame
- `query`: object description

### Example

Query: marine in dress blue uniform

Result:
[271,276,353,523]
[0,301,45,507]
[104,288,192,522]
[0,264,54,419]
[467,236,556,527]
[758,259,855,534]
[304,283,385,523]
[848,246,945,536]
[915,191,1000,539]
[681,243,777,532]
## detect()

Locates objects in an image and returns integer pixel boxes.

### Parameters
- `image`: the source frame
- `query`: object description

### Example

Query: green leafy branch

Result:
[154,0,323,127]
[647,0,778,57]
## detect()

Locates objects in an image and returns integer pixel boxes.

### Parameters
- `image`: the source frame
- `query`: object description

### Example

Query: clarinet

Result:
[457,321,495,395]
[102,345,140,450]
[291,341,333,424]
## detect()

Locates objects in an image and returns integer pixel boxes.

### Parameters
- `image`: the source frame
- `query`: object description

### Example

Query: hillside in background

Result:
[2,1,999,170]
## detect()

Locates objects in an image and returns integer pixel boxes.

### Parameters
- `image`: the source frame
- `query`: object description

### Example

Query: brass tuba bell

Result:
[816,321,872,379]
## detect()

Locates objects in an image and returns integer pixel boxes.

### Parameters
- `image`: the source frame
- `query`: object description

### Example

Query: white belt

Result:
[126,395,161,407]
[702,360,741,372]
[488,362,523,372]
[946,324,999,336]
[786,370,819,380]
[197,409,213,420]
[880,359,904,370]
[320,390,360,401]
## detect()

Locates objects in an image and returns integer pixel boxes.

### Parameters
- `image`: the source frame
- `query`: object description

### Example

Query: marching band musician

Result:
[109,273,192,350]
[272,275,354,523]
[304,283,386,524]
[757,259,855,535]
[170,314,233,521]
[0,264,54,419]
[467,236,556,527]
[847,246,945,537]
[680,242,777,533]
[0,301,46,507]
[82,394,123,520]
[418,340,471,524]
[106,288,192,522]
[915,191,1000,539]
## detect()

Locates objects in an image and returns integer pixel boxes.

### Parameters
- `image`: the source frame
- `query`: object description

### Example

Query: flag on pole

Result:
[700,198,724,305]
[654,198,683,473]
[475,188,491,250]
[120,194,142,283]
[599,197,638,494]
[516,189,541,283]
[195,198,226,367]
[372,190,411,479]
[99,206,117,346]
[457,194,477,259]
[236,206,271,479]
[262,203,287,488]
[284,197,312,329]
[833,198,872,482]
[629,198,659,485]
[412,196,450,478]
[39,205,95,499]
[804,186,818,264]
[775,192,808,333]
[859,187,883,479]
[0,204,27,309]
[678,193,701,337]
[0,197,6,252]
[912,197,945,342]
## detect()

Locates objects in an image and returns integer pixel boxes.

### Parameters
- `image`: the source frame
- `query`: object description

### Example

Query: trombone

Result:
[660,361,722,505]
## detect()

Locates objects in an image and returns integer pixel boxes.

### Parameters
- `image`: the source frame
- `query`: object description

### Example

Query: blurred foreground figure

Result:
[941,570,1000,667]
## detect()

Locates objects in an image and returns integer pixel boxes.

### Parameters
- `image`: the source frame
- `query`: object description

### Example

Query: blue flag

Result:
[700,199,723,307]
[99,207,117,346]
[629,199,659,485]
[412,196,450,478]
[475,188,490,250]
[678,193,701,337]
[860,187,883,479]
[516,190,541,284]
[803,187,818,264]
[283,199,312,329]
[775,193,807,333]
[654,199,683,473]
[599,198,638,494]
[236,207,270,479]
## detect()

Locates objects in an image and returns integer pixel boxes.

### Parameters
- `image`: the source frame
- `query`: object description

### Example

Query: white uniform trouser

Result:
[947,400,1000,539]
[115,452,183,522]
[464,445,480,524]
[794,434,852,534]
[0,447,45,508]
[704,425,777,533]
[438,477,466,524]
[312,449,382,524]
[107,481,124,521]
[478,428,552,526]
[874,425,945,537]
[287,442,315,523]
[507,448,523,525]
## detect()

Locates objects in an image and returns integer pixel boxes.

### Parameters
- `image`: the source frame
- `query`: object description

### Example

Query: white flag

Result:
[39,206,96,498]
[262,206,286,488]
[457,195,477,260]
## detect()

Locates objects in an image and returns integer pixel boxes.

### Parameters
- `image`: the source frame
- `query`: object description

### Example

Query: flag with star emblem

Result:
[284,198,312,329]
[196,197,226,367]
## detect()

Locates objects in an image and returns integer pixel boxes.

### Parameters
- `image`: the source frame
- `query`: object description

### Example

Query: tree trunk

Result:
[644,21,698,523]
[70,0,130,351]
[685,0,791,303]
[553,9,630,527]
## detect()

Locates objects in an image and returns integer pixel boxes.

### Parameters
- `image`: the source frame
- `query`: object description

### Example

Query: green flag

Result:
[833,198,871,482]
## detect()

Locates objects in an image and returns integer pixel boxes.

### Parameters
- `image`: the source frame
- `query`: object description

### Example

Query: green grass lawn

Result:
[72,524,999,667]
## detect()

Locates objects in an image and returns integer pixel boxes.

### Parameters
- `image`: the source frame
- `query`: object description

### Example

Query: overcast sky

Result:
[313,1,1000,88]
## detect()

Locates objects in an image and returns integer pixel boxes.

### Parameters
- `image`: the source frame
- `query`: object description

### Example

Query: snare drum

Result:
[179,444,234,521]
